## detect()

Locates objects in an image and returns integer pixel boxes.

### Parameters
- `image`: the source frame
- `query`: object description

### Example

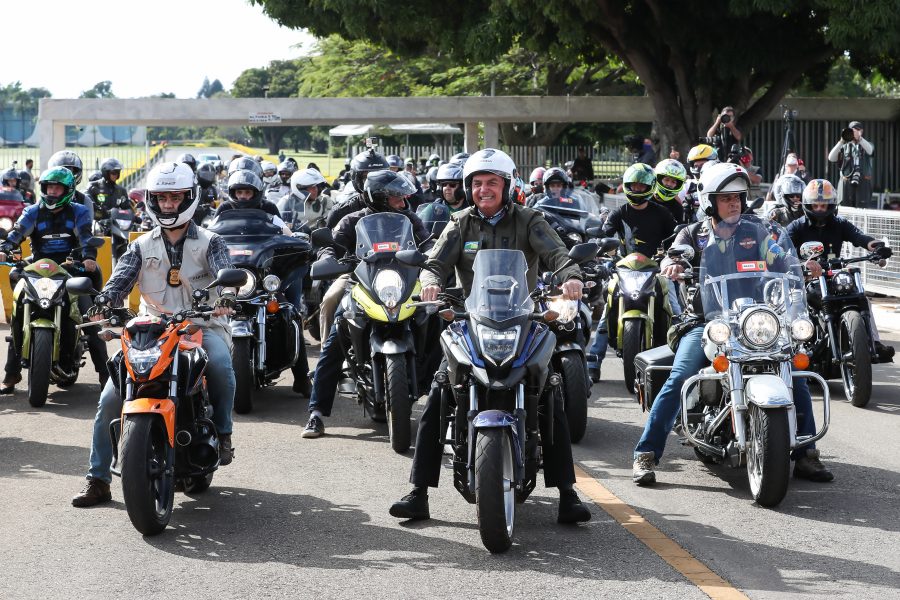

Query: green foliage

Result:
[197,77,225,99]
[79,81,115,99]
[0,82,51,113]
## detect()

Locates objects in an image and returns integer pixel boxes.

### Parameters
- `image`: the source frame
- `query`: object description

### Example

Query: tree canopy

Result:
[80,81,115,99]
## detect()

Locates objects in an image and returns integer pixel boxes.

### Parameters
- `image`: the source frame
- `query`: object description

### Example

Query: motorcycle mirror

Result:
[598,237,620,254]
[395,249,428,268]
[310,227,335,248]
[585,226,602,238]
[799,241,825,260]
[65,276,98,296]
[310,256,353,280]
[567,242,599,264]
[540,270,555,286]
[667,244,695,262]
[87,236,105,248]
[746,197,764,212]
[209,268,248,289]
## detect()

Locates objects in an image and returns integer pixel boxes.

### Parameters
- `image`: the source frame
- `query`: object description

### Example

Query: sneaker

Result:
[71,478,112,507]
[292,375,312,397]
[302,415,324,438]
[389,487,430,520]
[632,451,656,485]
[0,372,21,394]
[793,449,834,482]
[557,489,591,524]
[219,434,234,466]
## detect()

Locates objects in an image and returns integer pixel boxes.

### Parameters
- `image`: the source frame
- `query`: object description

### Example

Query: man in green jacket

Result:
[390,148,591,525]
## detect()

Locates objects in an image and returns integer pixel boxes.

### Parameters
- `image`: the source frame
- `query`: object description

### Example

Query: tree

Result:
[198,77,225,98]
[80,80,115,99]
[249,0,900,153]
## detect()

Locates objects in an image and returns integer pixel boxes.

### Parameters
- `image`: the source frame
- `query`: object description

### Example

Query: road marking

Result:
[574,464,749,600]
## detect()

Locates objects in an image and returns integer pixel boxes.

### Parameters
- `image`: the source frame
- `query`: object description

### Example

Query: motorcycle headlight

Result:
[30,277,64,301]
[567,232,582,244]
[704,319,731,345]
[740,308,780,348]
[618,270,654,300]
[236,269,257,299]
[477,324,520,366]
[791,317,815,342]
[373,269,404,309]
[262,274,281,292]
[547,296,579,324]
[116,218,134,231]
[832,271,855,294]
[127,344,163,377]
[0,217,12,231]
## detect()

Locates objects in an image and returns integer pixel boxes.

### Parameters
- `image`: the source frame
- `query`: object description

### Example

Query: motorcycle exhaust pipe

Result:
[175,430,192,446]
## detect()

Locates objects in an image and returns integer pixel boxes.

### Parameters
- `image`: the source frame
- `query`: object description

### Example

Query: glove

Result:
[214,292,237,310]
[85,304,105,319]
[875,246,892,260]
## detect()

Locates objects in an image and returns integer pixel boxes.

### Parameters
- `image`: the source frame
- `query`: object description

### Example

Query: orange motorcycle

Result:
[68,269,247,535]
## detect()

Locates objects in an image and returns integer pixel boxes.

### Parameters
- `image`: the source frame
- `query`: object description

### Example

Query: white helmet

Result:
[462,148,517,207]
[290,167,326,193]
[145,162,198,229]
[697,162,750,219]
[260,160,278,186]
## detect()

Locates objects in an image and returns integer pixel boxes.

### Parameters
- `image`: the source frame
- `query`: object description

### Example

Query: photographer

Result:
[706,106,743,159]
[828,121,874,208]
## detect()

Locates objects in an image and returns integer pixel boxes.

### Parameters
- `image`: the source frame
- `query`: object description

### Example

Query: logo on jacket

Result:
[464,241,479,253]
[738,236,757,249]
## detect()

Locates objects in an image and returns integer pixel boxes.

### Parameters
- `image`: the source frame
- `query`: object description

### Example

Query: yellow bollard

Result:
[96,237,113,287]
[0,239,30,323]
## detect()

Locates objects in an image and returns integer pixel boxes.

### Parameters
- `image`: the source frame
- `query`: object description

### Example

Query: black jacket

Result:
[86,179,129,220]
[324,207,432,261]
[214,198,280,218]
[326,193,367,229]
[786,214,874,258]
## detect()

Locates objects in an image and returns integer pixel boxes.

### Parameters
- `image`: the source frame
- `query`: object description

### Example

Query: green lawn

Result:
[0,145,155,189]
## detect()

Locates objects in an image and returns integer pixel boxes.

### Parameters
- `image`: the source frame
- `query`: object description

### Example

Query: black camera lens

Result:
[721,114,732,124]
[841,127,855,142]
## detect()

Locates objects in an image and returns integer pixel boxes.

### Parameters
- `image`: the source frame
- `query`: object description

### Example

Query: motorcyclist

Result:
[683,145,718,222]
[387,154,428,208]
[787,179,894,362]
[525,166,568,207]
[325,148,389,228]
[302,169,431,438]
[764,174,806,227]
[16,170,36,203]
[0,168,109,394]
[176,153,198,173]
[448,152,469,166]
[2,168,21,192]
[528,167,545,198]
[260,160,278,188]
[388,148,592,525]
[86,158,130,222]
[71,162,240,507]
[652,158,689,224]
[227,156,264,179]
[48,150,95,221]
[632,162,833,485]
[193,162,219,225]
[214,170,291,233]
[431,162,467,212]
[287,167,334,231]
[267,160,296,199]
[586,163,677,381]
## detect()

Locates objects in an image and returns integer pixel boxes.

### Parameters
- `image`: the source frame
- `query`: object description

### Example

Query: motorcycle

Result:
[67,269,248,535]
[206,209,313,414]
[398,244,597,552]
[532,192,604,249]
[309,212,426,453]
[635,216,830,507]
[2,237,105,407]
[95,206,138,260]
[800,240,893,407]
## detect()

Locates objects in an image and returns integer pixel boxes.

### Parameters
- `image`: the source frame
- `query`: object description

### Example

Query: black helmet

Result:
[386,155,404,169]
[227,157,263,178]
[100,158,124,179]
[363,169,416,212]
[177,153,198,173]
[1,168,19,187]
[17,170,32,190]
[88,170,103,183]
[196,162,216,188]
[48,150,84,185]
[350,149,389,193]
[542,167,570,187]
[285,157,299,169]
[227,170,264,207]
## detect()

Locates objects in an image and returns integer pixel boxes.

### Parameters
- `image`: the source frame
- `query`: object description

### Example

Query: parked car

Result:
[197,153,224,171]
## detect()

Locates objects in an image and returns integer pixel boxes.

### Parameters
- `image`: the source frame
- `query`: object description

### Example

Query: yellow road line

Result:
[574,464,749,600]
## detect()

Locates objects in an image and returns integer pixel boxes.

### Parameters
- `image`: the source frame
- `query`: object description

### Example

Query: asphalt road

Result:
[1,309,898,599]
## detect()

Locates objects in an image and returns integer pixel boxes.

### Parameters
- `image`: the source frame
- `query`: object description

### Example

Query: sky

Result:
[6,0,314,99]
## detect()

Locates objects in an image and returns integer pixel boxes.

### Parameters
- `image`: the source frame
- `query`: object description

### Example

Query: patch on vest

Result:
[464,241,479,253]
[736,260,766,272]
[738,236,757,250]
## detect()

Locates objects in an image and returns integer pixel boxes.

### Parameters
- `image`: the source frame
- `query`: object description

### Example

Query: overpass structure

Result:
[36,96,900,168]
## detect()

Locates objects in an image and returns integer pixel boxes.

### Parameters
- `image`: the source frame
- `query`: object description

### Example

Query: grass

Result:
[0,145,159,190]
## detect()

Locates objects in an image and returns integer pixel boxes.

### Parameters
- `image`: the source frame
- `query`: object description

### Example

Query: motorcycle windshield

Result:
[276,192,307,226]
[699,216,806,321]
[206,209,284,237]
[534,193,591,219]
[354,212,416,260]
[465,249,533,324]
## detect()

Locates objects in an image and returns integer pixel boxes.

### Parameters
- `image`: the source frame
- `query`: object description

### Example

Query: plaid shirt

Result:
[102,222,233,307]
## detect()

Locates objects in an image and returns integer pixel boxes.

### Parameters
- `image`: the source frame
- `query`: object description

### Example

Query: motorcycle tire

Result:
[183,473,214,495]
[27,328,54,408]
[120,414,175,536]
[475,428,515,554]
[232,338,255,415]
[745,405,790,508]
[840,311,872,408]
[622,320,644,395]
[385,354,412,453]
[559,354,589,444]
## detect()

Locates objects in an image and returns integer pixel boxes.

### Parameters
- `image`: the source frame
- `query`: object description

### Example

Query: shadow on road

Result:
[0,437,86,479]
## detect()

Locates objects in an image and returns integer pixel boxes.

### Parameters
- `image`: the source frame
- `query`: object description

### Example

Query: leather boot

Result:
[72,478,112,507]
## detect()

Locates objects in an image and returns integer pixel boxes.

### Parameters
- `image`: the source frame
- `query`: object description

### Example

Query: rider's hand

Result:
[212,306,235,317]
[561,278,584,301]
[83,259,98,272]
[213,292,237,316]
[89,313,105,322]
[421,284,441,302]
[662,264,685,281]
[0,252,6,263]
[805,259,823,278]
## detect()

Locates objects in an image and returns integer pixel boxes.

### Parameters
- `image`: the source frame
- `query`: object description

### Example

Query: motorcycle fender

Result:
[123,398,176,447]
[744,374,793,408]
[23,317,59,361]
[617,312,649,348]
[554,341,584,356]
[229,319,255,338]
[28,318,57,329]
[473,409,517,429]
[371,327,414,356]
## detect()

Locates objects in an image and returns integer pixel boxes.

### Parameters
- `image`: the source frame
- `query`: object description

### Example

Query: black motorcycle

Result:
[206,209,313,414]
[532,193,605,249]
[95,206,138,260]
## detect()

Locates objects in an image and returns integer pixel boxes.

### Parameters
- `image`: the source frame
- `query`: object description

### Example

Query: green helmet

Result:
[622,163,656,205]
[653,158,687,202]
[39,166,75,210]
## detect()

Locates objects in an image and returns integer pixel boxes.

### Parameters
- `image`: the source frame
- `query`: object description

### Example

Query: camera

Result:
[697,135,720,146]
[841,127,855,143]
[850,167,861,187]
[720,113,732,124]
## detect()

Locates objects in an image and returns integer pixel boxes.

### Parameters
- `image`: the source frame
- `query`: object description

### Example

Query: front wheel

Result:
[559,354,589,443]
[475,428,515,553]
[385,354,411,453]
[120,414,175,535]
[621,319,644,394]
[840,311,872,408]
[27,328,54,407]
[232,338,255,414]
[745,405,791,507]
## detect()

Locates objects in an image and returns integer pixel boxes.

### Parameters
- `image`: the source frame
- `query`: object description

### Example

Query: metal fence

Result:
[0,145,156,191]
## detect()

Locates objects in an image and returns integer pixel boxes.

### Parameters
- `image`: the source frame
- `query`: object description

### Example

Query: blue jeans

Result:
[307,302,346,417]
[634,326,817,463]
[587,313,608,366]
[283,265,308,316]
[667,280,683,316]
[87,329,235,483]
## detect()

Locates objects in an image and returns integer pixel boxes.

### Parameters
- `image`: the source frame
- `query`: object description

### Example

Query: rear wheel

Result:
[183,473,214,494]
[232,338,255,414]
[559,354,589,443]
[120,414,175,535]
[475,428,515,553]
[746,405,791,507]
[385,354,411,453]
[839,311,872,408]
[621,319,644,394]
[27,328,54,408]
